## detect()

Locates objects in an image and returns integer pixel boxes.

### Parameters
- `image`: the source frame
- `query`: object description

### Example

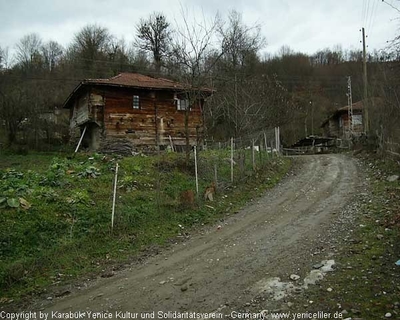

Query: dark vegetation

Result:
[0,9,399,151]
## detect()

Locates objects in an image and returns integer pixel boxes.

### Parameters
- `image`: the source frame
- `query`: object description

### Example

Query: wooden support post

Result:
[111,162,119,231]
[74,125,87,153]
[169,135,175,152]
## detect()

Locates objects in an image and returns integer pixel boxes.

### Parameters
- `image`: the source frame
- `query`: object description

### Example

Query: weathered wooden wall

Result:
[327,118,339,137]
[70,92,90,128]
[100,87,202,147]
[339,112,363,137]
[323,111,364,139]
[70,86,204,151]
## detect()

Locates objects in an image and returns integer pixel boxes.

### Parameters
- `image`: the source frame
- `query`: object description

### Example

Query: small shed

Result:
[321,100,364,138]
[63,73,213,153]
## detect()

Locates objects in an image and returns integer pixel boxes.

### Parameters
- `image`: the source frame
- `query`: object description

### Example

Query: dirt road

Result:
[36,154,363,317]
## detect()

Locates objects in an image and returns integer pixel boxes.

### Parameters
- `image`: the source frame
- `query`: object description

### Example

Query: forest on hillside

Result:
[0,10,399,151]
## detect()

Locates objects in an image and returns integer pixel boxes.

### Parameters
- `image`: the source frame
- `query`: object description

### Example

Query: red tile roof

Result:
[321,98,383,127]
[84,73,187,90]
[63,73,213,109]
[337,100,363,112]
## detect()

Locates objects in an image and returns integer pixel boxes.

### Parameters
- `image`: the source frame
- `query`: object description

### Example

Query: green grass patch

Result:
[0,150,291,302]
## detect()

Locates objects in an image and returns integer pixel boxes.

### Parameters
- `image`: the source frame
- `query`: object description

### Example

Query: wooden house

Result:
[63,73,213,153]
[321,100,364,138]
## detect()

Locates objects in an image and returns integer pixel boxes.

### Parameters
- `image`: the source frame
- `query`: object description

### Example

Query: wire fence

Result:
[383,140,400,159]
[200,127,281,184]
[111,127,282,231]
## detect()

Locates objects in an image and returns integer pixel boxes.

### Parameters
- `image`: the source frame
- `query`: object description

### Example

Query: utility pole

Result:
[362,27,369,134]
[310,100,314,136]
[304,115,308,138]
[347,76,353,137]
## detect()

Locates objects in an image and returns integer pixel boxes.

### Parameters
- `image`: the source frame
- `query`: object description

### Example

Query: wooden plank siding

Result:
[71,86,203,150]
[64,73,211,152]
[322,111,363,138]
[339,112,363,137]
[70,92,90,128]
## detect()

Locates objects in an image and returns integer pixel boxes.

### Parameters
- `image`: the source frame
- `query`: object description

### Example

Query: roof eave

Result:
[62,82,84,109]
[63,80,215,109]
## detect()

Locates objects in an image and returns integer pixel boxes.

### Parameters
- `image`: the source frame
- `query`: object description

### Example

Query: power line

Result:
[0,71,358,86]
[382,0,400,13]
[365,0,371,27]
[361,0,366,27]
[366,0,378,41]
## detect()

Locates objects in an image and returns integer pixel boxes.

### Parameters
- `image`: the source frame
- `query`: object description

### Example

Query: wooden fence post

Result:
[231,137,234,183]
[111,162,119,231]
[194,146,199,195]
[214,163,218,187]
[252,139,255,171]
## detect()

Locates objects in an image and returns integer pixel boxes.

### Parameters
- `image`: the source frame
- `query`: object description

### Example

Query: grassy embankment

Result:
[0,150,291,302]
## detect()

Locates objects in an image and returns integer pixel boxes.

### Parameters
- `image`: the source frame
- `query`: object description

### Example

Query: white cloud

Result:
[0,0,398,57]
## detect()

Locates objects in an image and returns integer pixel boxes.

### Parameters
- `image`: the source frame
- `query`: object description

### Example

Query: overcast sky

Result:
[0,0,399,60]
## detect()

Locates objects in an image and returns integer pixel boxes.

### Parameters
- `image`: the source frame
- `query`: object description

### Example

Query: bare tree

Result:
[210,74,295,137]
[106,37,131,73]
[385,1,400,60]
[206,11,267,137]
[372,2,400,154]
[71,24,111,70]
[128,47,151,72]
[136,12,171,72]
[15,33,43,70]
[277,45,294,57]
[218,10,265,69]
[0,46,10,70]
[171,8,222,163]
[41,40,63,71]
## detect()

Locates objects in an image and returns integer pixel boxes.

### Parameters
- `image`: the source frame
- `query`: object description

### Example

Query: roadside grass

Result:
[286,153,400,319]
[0,153,59,171]
[0,150,291,303]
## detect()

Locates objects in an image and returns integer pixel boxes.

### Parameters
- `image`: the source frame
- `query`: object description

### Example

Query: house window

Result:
[133,95,140,109]
[352,114,362,125]
[176,99,190,111]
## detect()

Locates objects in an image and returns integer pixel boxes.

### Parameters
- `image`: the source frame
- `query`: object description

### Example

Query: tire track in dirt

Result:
[33,154,361,316]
